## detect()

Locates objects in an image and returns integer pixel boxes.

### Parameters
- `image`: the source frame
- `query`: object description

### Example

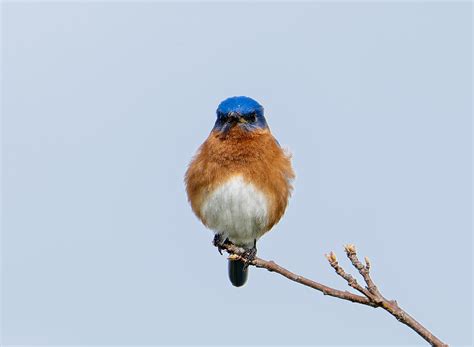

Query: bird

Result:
[185,96,295,287]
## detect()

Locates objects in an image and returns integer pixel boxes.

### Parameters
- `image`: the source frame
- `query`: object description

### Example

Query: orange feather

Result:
[185,125,295,235]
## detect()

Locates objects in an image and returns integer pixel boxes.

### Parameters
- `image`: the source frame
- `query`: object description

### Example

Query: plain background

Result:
[1,1,472,346]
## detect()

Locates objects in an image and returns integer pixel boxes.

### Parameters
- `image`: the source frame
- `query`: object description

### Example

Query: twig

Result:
[217,242,448,347]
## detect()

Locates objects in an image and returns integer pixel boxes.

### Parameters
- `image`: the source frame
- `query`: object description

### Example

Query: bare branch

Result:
[325,251,375,300]
[216,242,448,347]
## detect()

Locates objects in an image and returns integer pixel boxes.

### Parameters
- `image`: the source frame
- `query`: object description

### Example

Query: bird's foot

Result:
[242,246,257,269]
[213,234,229,255]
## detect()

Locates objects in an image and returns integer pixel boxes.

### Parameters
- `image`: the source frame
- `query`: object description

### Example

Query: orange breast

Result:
[185,126,295,234]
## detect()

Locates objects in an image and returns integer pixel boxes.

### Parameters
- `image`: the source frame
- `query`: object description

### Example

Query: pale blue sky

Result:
[1,2,472,346]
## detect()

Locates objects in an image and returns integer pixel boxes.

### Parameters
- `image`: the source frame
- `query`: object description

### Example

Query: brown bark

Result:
[218,242,448,347]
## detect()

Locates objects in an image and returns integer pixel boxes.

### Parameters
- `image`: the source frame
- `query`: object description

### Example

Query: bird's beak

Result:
[221,112,240,135]
[229,112,247,123]
[228,111,240,122]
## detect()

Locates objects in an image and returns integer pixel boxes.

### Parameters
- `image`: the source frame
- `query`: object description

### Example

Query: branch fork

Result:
[215,241,447,346]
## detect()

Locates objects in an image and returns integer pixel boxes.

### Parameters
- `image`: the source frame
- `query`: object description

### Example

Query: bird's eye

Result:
[245,112,257,122]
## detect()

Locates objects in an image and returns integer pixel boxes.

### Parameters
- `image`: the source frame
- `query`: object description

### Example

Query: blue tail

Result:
[228,259,248,287]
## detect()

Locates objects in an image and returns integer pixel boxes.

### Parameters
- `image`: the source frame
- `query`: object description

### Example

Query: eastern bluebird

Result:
[185,96,295,287]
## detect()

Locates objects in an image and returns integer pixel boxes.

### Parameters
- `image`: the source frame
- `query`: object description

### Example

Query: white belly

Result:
[200,175,268,247]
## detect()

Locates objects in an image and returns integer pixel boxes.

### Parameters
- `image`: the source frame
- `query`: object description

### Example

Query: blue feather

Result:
[214,96,267,131]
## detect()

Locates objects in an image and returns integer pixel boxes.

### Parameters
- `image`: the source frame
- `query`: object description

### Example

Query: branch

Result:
[217,242,448,347]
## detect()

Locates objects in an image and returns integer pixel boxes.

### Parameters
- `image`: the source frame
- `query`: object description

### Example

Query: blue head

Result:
[214,96,267,133]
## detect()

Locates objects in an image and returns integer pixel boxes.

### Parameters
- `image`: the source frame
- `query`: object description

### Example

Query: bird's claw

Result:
[242,247,257,270]
[213,234,227,255]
